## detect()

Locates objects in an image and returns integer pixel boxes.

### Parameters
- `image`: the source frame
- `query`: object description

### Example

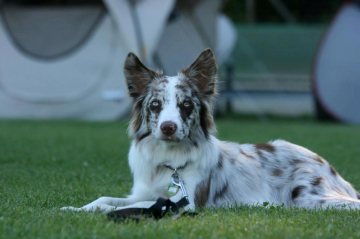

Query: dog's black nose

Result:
[160,121,177,136]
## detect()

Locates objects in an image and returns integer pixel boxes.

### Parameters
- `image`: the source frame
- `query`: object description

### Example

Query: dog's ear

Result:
[124,53,161,99]
[183,48,218,95]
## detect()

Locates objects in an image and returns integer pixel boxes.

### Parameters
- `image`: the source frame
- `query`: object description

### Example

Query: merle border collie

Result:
[62,49,360,212]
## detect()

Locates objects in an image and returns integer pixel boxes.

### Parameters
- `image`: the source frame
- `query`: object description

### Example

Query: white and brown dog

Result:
[62,49,360,212]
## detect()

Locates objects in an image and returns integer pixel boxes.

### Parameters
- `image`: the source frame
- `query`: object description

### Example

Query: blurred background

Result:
[0,0,359,123]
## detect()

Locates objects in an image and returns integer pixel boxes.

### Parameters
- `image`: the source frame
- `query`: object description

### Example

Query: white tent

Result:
[313,2,360,124]
[0,0,236,120]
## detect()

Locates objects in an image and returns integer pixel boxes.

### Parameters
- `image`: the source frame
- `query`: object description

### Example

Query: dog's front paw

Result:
[61,204,115,213]
[60,206,82,211]
[86,204,116,212]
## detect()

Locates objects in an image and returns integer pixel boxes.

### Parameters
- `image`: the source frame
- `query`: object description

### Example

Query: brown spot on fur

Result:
[137,131,151,142]
[291,159,303,166]
[213,182,229,203]
[335,189,347,197]
[310,190,318,195]
[255,143,275,154]
[175,84,188,92]
[130,99,144,134]
[272,169,283,177]
[311,177,322,186]
[194,174,211,207]
[132,112,142,133]
[151,78,169,91]
[240,149,255,160]
[330,165,337,176]
[151,89,163,93]
[193,141,199,148]
[229,158,236,165]
[290,167,301,180]
[199,101,216,140]
[218,153,224,169]
[314,155,324,164]
[156,78,169,85]
[292,186,306,200]
[356,192,360,200]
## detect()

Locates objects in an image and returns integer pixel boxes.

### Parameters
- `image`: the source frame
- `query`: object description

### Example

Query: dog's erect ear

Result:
[124,53,161,99]
[183,48,218,95]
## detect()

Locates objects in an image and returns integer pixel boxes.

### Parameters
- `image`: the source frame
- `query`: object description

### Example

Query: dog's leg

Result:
[317,197,360,209]
[110,201,157,211]
[293,192,360,209]
[288,171,360,209]
[61,182,156,212]
[63,201,158,213]
[60,197,141,212]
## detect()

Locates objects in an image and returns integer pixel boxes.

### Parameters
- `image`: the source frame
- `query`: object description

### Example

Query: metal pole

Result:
[225,61,234,113]
[128,0,147,63]
[268,0,296,23]
[246,0,256,23]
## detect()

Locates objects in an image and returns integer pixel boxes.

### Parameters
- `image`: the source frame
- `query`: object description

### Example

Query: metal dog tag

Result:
[170,171,188,199]
[168,182,179,196]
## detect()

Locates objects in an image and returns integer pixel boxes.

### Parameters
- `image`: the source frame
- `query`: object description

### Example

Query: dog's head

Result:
[124,49,217,145]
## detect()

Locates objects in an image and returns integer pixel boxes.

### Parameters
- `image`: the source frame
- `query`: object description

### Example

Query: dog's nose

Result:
[160,121,177,136]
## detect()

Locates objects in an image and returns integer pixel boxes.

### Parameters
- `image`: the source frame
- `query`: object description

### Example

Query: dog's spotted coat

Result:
[61,49,360,212]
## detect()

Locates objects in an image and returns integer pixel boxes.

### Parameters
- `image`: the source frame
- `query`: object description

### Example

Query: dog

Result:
[61,49,360,213]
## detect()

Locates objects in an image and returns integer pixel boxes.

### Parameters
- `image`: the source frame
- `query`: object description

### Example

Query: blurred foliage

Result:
[222,0,344,23]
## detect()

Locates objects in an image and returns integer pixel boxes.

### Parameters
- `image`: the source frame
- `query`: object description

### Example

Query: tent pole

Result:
[128,0,147,64]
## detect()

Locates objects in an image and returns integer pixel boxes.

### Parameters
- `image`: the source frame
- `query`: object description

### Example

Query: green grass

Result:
[1,118,360,239]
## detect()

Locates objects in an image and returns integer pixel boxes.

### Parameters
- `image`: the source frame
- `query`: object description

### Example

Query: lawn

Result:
[1,118,360,239]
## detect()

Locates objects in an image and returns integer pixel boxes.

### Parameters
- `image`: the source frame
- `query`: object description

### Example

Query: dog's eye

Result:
[183,101,192,108]
[150,100,160,108]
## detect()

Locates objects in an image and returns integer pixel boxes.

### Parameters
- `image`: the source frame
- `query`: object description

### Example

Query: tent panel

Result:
[314,3,360,124]
[0,15,131,120]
